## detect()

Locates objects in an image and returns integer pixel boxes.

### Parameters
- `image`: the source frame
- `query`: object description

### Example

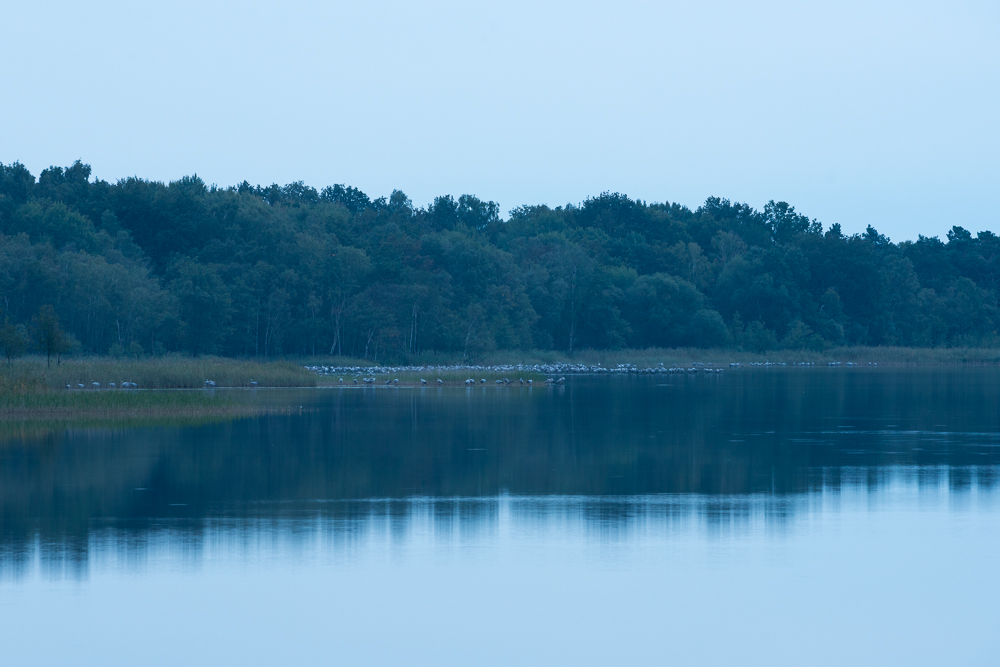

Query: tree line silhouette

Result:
[1,160,997,360]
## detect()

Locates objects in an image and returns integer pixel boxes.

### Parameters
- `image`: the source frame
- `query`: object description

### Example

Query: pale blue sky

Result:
[2,0,997,240]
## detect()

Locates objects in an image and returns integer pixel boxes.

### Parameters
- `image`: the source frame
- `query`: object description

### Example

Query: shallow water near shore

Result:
[2,369,999,665]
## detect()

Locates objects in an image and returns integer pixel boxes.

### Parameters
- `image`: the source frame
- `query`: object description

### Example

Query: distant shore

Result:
[2,348,998,423]
[302,345,1000,371]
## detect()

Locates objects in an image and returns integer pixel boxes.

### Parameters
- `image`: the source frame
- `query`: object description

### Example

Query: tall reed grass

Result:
[6,355,316,389]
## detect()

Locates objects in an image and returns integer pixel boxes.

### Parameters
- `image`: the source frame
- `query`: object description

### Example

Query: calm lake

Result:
[2,369,999,665]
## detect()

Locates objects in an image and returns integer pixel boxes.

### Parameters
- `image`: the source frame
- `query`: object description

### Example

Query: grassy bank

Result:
[0,372,277,421]
[0,357,312,422]
[304,346,1000,368]
[8,355,316,390]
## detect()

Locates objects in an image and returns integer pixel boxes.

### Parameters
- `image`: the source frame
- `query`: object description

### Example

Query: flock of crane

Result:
[65,360,873,391]
[66,381,139,389]
[341,376,558,386]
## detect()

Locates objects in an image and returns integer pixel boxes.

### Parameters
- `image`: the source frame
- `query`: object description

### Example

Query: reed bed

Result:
[0,359,310,423]
[8,355,316,389]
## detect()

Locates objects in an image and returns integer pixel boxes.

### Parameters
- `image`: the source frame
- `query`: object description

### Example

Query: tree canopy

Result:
[1,160,997,360]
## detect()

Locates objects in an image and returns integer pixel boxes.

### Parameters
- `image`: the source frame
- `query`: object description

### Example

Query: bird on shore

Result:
[385,379,391,385]
[421,378,427,385]
[480,378,486,384]
[465,379,474,385]
[436,378,443,385]
[527,379,532,384]
[519,378,524,384]
[92,382,101,388]
[339,378,343,384]
[353,378,358,384]
[204,380,215,387]
[251,380,258,386]
[77,383,85,389]
[393,378,399,385]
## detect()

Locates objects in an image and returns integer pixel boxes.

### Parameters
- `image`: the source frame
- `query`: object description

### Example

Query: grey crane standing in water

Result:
[481,378,486,384]
[353,378,358,385]
[421,378,427,385]
[519,377,524,384]
[465,378,474,385]
[437,378,443,385]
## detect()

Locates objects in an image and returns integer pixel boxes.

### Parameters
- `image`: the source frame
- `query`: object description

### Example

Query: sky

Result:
[2,0,998,241]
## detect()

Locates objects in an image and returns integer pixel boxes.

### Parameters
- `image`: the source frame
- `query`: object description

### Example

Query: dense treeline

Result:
[1,160,997,360]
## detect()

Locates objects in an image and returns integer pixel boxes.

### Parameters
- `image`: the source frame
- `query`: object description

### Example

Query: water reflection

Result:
[1,369,999,578]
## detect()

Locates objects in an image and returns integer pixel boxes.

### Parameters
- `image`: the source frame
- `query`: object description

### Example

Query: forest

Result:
[1,160,997,362]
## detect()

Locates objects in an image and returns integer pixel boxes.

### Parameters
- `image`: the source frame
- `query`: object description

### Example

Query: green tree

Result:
[33,305,71,366]
[0,318,27,365]
[745,320,778,353]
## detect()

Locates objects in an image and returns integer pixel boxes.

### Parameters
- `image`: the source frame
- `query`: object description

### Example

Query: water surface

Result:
[2,369,998,665]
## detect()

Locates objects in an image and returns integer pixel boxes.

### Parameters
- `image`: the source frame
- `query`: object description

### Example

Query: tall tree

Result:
[0,318,27,366]
[33,305,71,366]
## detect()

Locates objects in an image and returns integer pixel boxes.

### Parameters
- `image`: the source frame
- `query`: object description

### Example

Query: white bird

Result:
[77,383,85,389]
[393,378,399,384]
[92,382,101,388]
[519,378,524,384]
[527,379,532,384]
[480,378,486,384]
[437,378,443,385]
[250,380,258,386]
[204,380,216,387]
[465,379,474,385]
[339,378,343,384]
[421,378,427,385]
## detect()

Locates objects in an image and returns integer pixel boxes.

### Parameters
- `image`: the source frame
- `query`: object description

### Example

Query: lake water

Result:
[2,369,999,665]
